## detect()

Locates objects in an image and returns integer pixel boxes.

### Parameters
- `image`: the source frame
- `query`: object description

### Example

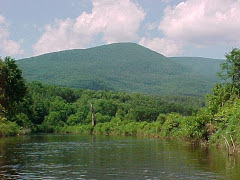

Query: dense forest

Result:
[1,48,240,152]
[0,67,202,136]
[17,43,222,96]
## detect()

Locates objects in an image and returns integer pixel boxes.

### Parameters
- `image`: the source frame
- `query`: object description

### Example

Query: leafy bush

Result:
[0,119,19,137]
[67,112,86,126]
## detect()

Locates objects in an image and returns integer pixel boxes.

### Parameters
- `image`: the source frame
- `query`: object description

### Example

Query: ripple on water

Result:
[0,135,239,179]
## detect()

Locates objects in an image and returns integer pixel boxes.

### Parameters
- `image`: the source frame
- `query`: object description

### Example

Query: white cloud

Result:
[74,0,145,43]
[1,40,24,56]
[159,0,240,46]
[33,0,145,55]
[139,37,182,56]
[0,15,24,56]
[33,19,84,55]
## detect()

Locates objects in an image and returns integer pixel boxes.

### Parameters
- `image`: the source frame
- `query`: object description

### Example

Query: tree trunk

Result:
[90,102,96,127]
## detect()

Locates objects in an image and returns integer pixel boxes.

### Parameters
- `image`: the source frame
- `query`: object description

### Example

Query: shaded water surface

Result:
[0,134,240,179]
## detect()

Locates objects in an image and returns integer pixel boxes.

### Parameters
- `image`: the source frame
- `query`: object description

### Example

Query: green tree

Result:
[48,97,75,121]
[219,48,240,90]
[0,57,27,119]
[94,99,117,117]
[67,112,86,126]
[43,111,64,132]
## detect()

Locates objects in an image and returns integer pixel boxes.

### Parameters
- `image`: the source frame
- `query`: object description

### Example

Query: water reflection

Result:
[0,134,239,179]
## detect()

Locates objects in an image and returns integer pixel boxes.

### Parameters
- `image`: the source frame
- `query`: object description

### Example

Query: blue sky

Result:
[0,0,239,59]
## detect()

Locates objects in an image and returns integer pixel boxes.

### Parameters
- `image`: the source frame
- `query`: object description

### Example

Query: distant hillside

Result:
[170,57,222,76]
[17,43,223,96]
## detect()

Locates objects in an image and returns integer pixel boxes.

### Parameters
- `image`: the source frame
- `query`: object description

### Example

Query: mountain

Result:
[17,43,223,96]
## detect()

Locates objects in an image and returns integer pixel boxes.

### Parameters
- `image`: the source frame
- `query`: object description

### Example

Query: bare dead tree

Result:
[90,102,96,127]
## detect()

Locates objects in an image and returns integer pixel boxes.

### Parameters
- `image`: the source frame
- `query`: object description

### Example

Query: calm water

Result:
[0,134,240,179]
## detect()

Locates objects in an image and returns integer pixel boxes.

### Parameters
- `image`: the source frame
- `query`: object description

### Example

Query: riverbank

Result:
[1,92,240,155]
[58,112,240,155]
[2,94,240,155]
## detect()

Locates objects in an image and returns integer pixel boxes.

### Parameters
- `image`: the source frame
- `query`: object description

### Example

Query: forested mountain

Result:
[17,43,223,96]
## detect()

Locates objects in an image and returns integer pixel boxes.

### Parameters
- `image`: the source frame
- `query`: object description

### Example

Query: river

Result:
[0,134,239,179]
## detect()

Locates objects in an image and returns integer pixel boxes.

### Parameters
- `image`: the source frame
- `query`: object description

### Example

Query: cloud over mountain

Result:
[139,37,182,56]
[33,0,145,55]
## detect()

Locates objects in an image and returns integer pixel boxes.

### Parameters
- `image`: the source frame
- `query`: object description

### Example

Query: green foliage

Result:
[202,48,240,143]
[0,115,19,137]
[219,48,240,89]
[60,124,93,134]
[95,113,111,123]
[178,116,204,139]
[210,98,240,144]
[206,83,239,114]
[159,113,181,137]
[94,99,117,117]
[0,57,27,120]
[14,113,32,128]
[42,97,75,132]
[42,112,65,132]
[66,112,86,126]
[48,97,75,119]
[125,107,158,122]
[13,81,198,134]
[17,43,222,96]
